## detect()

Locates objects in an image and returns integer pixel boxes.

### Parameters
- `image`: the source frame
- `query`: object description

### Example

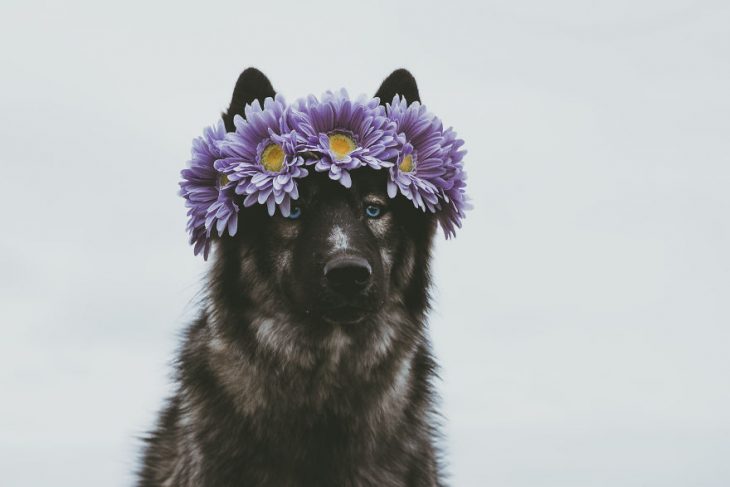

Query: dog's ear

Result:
[374,68,421,105]
[222,67,276,131]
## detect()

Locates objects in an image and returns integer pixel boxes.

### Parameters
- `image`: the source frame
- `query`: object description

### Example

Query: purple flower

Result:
[288,89,398,188]
[179,120,239,259]
[385,95,469,237]
[437,127,469,238]
[216,95,308,217]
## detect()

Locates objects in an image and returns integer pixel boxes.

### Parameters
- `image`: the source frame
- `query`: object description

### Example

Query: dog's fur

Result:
[138,68,446,486]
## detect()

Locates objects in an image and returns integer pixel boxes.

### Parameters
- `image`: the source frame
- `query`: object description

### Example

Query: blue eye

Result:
[288,206,302,219]
[365,204,382,218]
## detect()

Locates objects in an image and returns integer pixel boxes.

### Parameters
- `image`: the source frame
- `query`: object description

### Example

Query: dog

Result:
[138,68,446,486]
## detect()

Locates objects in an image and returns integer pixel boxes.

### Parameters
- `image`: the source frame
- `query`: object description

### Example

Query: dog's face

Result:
[211,69,436,357]
[260,169,427,325]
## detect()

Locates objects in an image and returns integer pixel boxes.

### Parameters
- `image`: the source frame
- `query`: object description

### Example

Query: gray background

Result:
[1,0,729,485]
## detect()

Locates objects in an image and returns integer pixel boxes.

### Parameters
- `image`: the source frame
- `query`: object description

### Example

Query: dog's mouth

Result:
[321,304,372,325]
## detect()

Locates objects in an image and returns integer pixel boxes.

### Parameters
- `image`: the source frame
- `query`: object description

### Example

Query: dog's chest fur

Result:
[138,304,442,487]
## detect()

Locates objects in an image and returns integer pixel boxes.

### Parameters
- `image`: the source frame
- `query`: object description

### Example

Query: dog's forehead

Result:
[299,170,387,205]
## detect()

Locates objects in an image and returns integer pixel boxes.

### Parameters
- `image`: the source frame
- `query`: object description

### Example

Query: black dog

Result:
[138,68,446,486]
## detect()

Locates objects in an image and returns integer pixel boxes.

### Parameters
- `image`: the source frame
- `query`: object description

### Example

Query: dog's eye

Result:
[288,206,302,220]
[365,204,382,218]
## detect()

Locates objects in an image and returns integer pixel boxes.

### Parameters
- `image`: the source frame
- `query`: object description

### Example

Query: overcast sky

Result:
[1,0,729,485]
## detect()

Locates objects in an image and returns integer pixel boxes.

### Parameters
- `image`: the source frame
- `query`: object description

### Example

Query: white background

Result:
[1,1,729,485]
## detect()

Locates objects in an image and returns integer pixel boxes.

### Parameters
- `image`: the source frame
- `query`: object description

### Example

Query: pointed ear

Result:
[222,67,276,131]
[374,69,421,106]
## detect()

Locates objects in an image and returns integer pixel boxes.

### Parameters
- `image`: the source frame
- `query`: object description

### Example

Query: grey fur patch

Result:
[251,316,316,369]
[206,326,270,416]
[328,225,350,251]
[367,212,392,237]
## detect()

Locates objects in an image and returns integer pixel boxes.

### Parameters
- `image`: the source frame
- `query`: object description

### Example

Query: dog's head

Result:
[209,69,437,361]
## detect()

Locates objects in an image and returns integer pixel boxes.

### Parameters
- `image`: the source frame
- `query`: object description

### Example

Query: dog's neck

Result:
[200,293,421,415]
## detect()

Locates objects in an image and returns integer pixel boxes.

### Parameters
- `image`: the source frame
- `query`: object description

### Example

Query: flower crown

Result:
[180,89,469,259]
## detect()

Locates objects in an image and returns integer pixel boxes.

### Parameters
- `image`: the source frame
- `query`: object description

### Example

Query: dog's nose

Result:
[324,255,372,295]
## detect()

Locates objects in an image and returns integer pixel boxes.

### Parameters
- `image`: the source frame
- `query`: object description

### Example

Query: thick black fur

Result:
[138,68,445,486]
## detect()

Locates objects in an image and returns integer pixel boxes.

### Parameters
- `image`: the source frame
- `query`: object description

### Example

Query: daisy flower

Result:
[216,95,309,217]
[288,89,398,188]
[179,120,238,259]
[385,95,468,237]
[436,127,469,238]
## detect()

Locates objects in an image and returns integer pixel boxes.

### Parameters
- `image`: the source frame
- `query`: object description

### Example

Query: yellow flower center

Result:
[328,133,357,160]
[219,173,231,187]
[399,154,415,173]
[261,143,286,172]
